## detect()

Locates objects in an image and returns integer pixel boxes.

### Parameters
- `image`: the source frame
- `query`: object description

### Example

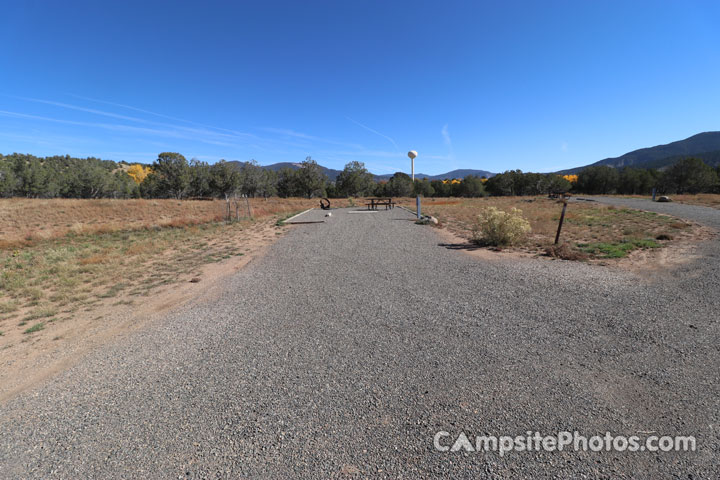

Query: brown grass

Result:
[0,198,317,249]
[396,196,698,259]
[0,197,315,346]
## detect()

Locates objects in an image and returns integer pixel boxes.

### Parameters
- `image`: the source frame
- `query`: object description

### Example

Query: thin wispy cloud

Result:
[441,124,452,149]
[261,127,363,150]
[3,94,434,170]
[17,97,149,124]
[316,148,405,159]
[0,110,242,148]
[345,117,400,153]
[67,93,251,137]
[441,123,457,168]
[12,96,256,143]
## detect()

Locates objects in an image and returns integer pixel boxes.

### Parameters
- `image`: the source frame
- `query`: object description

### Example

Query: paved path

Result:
[1,204,719,478]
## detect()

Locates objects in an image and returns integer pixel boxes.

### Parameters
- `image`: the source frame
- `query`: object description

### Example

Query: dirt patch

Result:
[615,225,715,276]
[433,227,535,262]
[427,206,712,273]
[398,196,706,262]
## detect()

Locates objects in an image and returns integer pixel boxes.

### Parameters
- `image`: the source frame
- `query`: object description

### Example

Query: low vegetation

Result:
[400,197,695,260]
[0,197,312,249]
[0,197,315,344]
[471,207,531,246]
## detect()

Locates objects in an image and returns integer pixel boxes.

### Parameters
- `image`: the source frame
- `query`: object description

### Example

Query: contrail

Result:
[67,93,249,137]
[346,116,401,153]
[12,95,254,141]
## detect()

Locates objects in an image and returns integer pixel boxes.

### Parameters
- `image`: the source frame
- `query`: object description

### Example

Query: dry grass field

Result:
[0,197,317,397]
[0,198,317,321]
[0,197,319,249]
[396,196,698,260]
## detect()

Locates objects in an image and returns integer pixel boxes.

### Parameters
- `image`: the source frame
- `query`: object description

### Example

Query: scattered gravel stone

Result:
[1,203,718,478]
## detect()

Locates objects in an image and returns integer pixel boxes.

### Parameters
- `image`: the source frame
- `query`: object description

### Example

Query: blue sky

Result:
[1,0,719,175]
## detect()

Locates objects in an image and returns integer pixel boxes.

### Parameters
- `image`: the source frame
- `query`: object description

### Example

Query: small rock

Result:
[189,278,201,283]
[325,212,332,217]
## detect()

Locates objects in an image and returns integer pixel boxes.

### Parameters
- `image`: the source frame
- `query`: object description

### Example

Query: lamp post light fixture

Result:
[408,150,417,183]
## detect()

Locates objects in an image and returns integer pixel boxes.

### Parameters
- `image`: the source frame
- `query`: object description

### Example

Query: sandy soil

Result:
[430,220,714,274]
[0,220,289,402]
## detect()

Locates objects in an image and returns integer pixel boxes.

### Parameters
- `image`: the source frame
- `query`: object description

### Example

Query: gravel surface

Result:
[1,203,719,478]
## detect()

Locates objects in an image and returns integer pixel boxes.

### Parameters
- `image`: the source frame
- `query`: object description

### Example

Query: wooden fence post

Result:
[554,199,568,245]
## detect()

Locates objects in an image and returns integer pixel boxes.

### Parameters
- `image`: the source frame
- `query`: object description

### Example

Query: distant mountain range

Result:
[374,168,495,181]
[219,132,720,180]
[559,131,720,174]
[229,160,494,181]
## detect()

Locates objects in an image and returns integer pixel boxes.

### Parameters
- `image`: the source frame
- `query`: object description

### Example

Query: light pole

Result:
[408,150,417,183]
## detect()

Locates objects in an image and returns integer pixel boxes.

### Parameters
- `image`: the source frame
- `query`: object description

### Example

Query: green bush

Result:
[471,207,531,246]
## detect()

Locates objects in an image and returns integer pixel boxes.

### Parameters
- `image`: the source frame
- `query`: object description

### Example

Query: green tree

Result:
[547,175,572,194]
[413,178,435,197]
[239,160,264,197]
[11,154,50,197]
[277,168,299,197]
[617,167,658,195]
[430,179,450,197]
[108,170,137,198]
[661,158,718,194]
[209,160,241,199]
[485,171,515,196]
[575,166,620,194]
[385,172,413,197]
[0,157,17,196]
[74,158,112,198]
[295,157,327,198]
[457,175,486,197]
[151,152,191,199]
[336,161,375,197]
[189,158,212,197]
[257,168,278,198]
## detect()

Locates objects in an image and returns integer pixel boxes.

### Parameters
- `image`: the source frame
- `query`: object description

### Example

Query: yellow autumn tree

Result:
[127,164,151,184]
[562,174,578,184]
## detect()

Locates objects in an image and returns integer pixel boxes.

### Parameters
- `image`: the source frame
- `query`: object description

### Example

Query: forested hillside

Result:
[561,132,720,173]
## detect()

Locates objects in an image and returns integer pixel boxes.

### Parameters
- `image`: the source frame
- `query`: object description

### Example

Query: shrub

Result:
[471,207,531,246]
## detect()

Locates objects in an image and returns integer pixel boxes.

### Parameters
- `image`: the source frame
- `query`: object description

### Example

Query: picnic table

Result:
[365,198,395,210]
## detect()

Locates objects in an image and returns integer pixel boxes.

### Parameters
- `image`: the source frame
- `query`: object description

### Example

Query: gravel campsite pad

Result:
[1,201,719,478]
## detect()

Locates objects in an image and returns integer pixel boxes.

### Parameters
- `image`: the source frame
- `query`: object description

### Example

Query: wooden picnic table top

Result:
[365,198,395,210]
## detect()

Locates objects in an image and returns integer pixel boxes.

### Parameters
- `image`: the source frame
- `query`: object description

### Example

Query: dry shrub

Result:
[545,243,589,261]
[471,207,531,246]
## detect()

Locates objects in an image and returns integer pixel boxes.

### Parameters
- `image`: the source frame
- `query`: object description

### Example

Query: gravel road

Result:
[1,202,719,478]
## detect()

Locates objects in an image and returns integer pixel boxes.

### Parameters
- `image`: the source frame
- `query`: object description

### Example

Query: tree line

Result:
[1,152,718,199]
